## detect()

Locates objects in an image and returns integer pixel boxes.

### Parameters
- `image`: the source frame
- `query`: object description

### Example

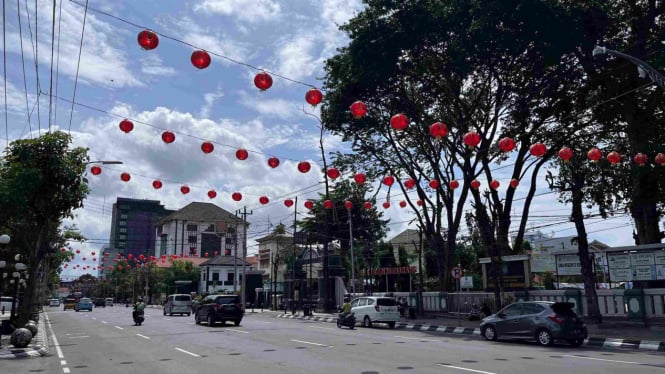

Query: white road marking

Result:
[60,360,67,365]
[91,317,97,320]
[69,335,90,339]
[291,339,332,347]
[46,312,70,374]
[101,321,108,324]
[136,334,151,340]
[563,354,643,365]
[308,326,335,331]
[175,347,201,357]
[226,329,248,334]
[394,335,440,342]
[435,364,496,374]
[161,317,171,321]
[63,368,70,374]
[114,326,124,330]
[187,322,195,325]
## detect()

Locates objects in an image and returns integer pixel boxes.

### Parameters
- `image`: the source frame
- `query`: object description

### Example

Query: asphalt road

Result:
[4,305,665,374]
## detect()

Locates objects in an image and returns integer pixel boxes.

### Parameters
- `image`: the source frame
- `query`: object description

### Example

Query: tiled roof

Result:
[199,255,250,267]
[156,202,244,226]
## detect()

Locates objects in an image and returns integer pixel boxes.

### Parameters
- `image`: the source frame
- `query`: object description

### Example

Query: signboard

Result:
[361,266,417,276]
[610,268,632,282]
[451,267,464,279]
[654,251,665,265]
[633,266,655,281]
[631,253,655,266]
[608,254,631,269]
[460,276,473,289]
[556,255,583,276]
[530,254,555,272]
[657,265,665,280]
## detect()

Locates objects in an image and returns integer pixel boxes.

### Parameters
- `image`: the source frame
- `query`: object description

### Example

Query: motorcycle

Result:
[336,311,356,329]
[132,310,145,326]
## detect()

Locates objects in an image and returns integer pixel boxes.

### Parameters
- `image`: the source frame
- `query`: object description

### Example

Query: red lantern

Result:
[509,178,519,188]
[327,168,340,179]
[201,141,214,154]
[92,258,96,262]
[268,157,280,168]
[404,178,416,189]
[470,180,481,189]
[119,119,134,133]
[399,200,407,208]
[558,146,573,162]
[587,148,602,163]
[128,254,133,259]
[449,180,459,190]
[382,201,391,209]
[180,185,190,194]
[382,175,395,186]
[120,172,131,182]
[324,200,333,209]
[60,248,66,252]
[607,151,621,165]
[284,199,294,207]
[137,29,159,50]
[655,153,665,166]
[118,265,123,271]
[191,50,211,69]
[208,190,217,199]
[390,113,409,131]
[417,200,423,206]
[305,88,323,106]
[254,72,273,91]
[349,101,367,119]
[297,161,311,173]
[91,165,102,175]
[204,252,209,258]
[304,200,314,209]
[91,252,96,256]
[498,137,516,152]
[259,196,269,205]
[363,202,372,209]
[104,252,109,257]
[232,192,242,201]
[529,143,547,157]
[344,201,353,209]
[428,180,440,189]
[236,149,249,160]
[463,131,481,148]
[429,122,448,139]
[354,172,366,184]
[152,180,163,189]
[82,257,87,261]
[489,180,500,190]
[634,153,648,166]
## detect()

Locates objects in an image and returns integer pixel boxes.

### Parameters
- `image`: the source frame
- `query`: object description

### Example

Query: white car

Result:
[351,296,400,328]
[49,298,61,307]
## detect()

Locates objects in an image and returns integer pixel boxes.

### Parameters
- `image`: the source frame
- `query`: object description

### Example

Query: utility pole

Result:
[292,197,298,312]
[233,215,239,293]
[237,207,252,310]
[348,203,355,295]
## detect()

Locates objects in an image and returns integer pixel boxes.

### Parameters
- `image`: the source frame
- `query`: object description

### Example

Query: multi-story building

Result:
[108,197,174,260]
[154,202,245,259]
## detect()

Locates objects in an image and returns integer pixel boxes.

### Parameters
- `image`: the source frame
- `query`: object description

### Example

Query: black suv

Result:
[195,295,243,326]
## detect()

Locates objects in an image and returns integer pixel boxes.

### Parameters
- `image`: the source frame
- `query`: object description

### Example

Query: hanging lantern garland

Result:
[429,122,448,139]
[137,30,159,50]
[119,119,134,133]
[162,131,176,144]
[558,147,573,162]
[305,88,323,107]
[634,153,648,166]
[390,114,409,131]
[587,148,602,163]
[607,151,621,165]
[268,157,280,168]
[191,50,211,69]
[498,137,516,152]
[354,173,366,184]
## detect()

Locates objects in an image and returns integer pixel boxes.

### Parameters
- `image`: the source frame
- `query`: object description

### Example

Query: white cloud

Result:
[200,88,224,118]
[140,55,177,77]
[274,33,322,81]
[194,0,281,22]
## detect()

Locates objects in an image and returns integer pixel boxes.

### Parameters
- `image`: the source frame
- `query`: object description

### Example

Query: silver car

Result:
[480,301,588,346]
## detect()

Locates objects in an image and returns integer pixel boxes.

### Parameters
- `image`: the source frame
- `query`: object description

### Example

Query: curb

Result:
[276,314,665,352]
[0,313,50,359]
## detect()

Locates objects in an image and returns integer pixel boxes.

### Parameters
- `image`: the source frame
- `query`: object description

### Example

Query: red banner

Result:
[361,266,417,276]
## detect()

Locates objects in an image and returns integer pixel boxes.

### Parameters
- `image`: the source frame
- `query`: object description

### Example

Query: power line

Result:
[16,0,32,137]
[68,0,89,133]
[2,0,7,148]
[47,0,57,130]
[30,0,41,134]
[53,0,62,126]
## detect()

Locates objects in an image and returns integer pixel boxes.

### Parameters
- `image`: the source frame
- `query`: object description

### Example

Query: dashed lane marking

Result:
[115,326,124,330]
[136,334,151,340]
[291,339,332,348]
[226,329,248,334]
[435,363,496,374]
[563,354,644,365]
[394,335,440,342]
[175,347,201,357]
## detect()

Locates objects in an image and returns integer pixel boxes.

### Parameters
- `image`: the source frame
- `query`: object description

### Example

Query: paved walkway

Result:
[0,312,50,359]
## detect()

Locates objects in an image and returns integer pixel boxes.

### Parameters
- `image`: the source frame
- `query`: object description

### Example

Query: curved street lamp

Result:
[593,45,665,90]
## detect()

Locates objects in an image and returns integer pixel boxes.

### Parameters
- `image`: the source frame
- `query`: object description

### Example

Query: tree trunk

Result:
[571,173,602,324]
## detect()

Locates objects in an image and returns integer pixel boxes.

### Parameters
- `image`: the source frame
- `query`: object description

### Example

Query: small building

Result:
[198,255,253,294]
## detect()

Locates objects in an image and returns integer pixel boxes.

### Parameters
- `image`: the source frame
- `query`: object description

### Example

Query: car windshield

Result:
[81,298,91,303]
[175,295,191,301]
[377,298,398,306]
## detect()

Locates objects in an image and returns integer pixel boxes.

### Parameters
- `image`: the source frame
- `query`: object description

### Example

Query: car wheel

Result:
[336,320,342,328]
[536,328,554,346]
[363,316,372,328]
[388,321,396,329]
[234,320,240,326]
[207,314,215,326]
[567,338,584,347]
[187,313,191,317]
[483,325,498,341]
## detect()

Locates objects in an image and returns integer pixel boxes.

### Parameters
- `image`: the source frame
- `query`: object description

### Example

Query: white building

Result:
[198,256,253,294]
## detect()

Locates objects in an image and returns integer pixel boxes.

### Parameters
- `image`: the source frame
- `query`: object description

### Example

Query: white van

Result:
[351,296,400,328]
[163,294,192,316]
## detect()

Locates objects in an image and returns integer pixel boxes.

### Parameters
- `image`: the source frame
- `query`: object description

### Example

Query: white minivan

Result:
[351,296,400,328]
[163,294,192,316]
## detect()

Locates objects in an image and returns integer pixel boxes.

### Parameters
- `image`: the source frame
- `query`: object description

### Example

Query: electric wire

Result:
[17,0,32,137]
[47,0,57,130]
[2,0,7,148]
[68,0,88,133]
[53,0,63,126]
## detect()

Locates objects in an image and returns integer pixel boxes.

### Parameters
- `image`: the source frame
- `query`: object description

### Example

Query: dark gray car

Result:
[480,301,587,346]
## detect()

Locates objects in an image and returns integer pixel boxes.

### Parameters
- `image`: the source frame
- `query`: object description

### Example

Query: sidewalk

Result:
[275,310,665,352]
[0,312,50,359]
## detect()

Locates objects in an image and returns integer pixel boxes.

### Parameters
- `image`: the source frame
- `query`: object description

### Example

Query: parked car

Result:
[480,301,588,346]
[75,297,94,312]
[105,298,114,307]
[195,294,243,326]
[351,296,400,328]
[163,294,192,316]
[63,298,77,311]
[49,298,61,307]
[1,296,15,314]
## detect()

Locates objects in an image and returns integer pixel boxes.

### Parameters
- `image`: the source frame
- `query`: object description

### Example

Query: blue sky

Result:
[1,0,635,280]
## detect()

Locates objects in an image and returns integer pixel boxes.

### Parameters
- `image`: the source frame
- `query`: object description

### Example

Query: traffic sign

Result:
[451,266,464,279]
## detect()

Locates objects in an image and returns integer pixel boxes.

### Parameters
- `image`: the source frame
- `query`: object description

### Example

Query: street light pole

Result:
[348,204,355,295]
[593,46,665,90]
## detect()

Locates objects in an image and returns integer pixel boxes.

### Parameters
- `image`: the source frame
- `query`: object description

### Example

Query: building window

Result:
[119,227,127,233]
[120,214,128,219]
[119,220,127,227]
[226,273,234,282]
[160,235,167,256]
[157,225,163,235]
[188,235,197,244]
[201,272,206,281]
[187,224,197,232]
[212,272,219,282]
[189,247,197,256]
[119,234,127,240]
[118,242,126,248]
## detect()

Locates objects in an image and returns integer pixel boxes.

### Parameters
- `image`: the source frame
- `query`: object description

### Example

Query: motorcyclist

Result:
[133,297,146,325]
[339,296,352,322]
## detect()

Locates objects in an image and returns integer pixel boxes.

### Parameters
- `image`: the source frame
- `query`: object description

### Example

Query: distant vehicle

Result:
[1,296,15,314]
[351,296,400,328]
[49,299,61,307]
[105,298,114,307]
[75,298,93,312]
[195,294,243,326]
[480,301,588,346]
[63,298,77,311]
[93,298,106,307]
[163,294,192,316]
